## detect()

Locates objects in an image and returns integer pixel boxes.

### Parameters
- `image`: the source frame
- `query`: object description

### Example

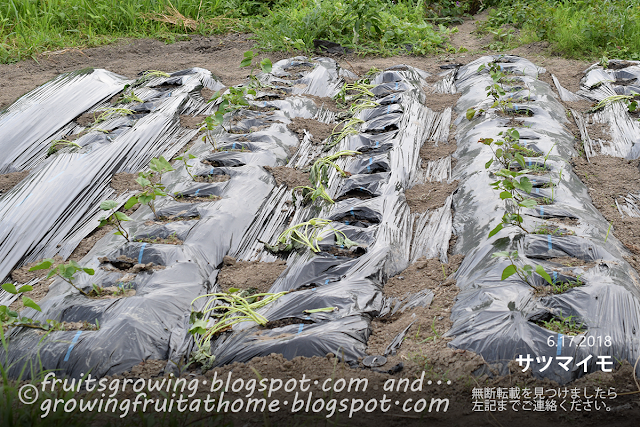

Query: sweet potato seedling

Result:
[492,250,552,289]
[47,139,81,156]
[29,260,94,297]
[125,156,174,219]
[174,154,197,180]
[0,283,42,330]
[98,200,131,242]
[188,288,286,368]
[265,218,359,254]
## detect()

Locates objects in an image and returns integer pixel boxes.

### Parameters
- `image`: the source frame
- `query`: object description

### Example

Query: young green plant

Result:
[125,156,174,219]
[265,218,359,254]
[29,260,94,297]
[175,154,197,180]
[98,200,131,242]
[188,289,286,368]
[492,250,552,289]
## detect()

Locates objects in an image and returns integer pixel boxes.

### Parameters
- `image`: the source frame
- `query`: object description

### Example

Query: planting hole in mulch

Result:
[263,318,314,329]
[0,170,29,196]
[98,255,163,273]
[133,234,183,245]
[405,180,458,214]
[366,238,473,380]
[547,256,596,269]
[194,174,230,183]
[287,117,334,144]
[173,194,221,203]
[217,256,287,294]
[264,166,310,189]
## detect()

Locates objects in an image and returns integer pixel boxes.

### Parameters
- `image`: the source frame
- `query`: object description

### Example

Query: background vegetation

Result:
[0,0,638,64]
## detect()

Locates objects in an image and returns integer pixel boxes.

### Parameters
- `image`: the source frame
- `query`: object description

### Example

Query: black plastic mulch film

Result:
[1,55,639,384]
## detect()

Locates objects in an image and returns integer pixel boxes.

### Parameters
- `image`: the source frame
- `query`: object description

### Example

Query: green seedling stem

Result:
[98,200,131,242]
[175,154,198,180]
[327,118,364,149]
[47,139,81,156]
[188,290,287,364]
[589,94,638,113]
[267,218,358,253]
[0,283,43,330]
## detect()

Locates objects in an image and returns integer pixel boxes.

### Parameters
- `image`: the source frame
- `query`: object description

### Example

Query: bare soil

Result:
[68,225,113,262]
[405,181,459,213]
[179,114,207,129]
[0,171,29,195]
[571,155,640,270]
[423,91,461,112]
[110,172,142,194]
[287,117,334,144]
[217,256,287,293]
[264,165,309,189]
[420,141,458,161]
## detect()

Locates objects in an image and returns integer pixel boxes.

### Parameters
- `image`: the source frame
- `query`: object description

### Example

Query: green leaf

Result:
[515,153,526,169]
[485,158,493,169]
[243,50,254,59]
[518,176,533,193]
[466,108,476,120]
[100,200,118,211]
[499,191,512,200]
[136,176,151,187]
[2,283,17,294]
[260,58,272,74]
[227,287,240,294]
[114,212,131,222]
[488,223,503,238]
[83,268,95,276]
[29,259,54,272]
[22,297,41,312]
[519,198,538,208]
[240,57,252,68]
[536,265,553,285]
[124,196,138,210]
[501,265,517,280]
[17,285,33,293]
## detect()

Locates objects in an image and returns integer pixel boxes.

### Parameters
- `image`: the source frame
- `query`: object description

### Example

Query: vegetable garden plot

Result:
[3,52,638,388]
[448,55,640,383]
[1,57,452,378]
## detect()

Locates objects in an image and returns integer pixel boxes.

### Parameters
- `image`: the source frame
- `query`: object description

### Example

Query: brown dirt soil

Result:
[0,170,29,195]
[133,235,183,245]
[420,141,458,161]
[217,256,287,293]
[98,255,163,274]
[405,181,459,214]
[68,225,113,262]
[195,174,230,183]
[422,91,461,112]
[586,120,611,143]
[9,255,63,284]
[303,93,341,112]
[110,172,142,194]
[174,194,221,203]
[180,114,207,129]
[547,256,596,269]
[287,117,334,144]
[264,165,310,189]
[571,155,640,270]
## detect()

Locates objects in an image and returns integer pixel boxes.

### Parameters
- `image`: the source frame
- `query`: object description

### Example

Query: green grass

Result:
[480,0,640,60]
[1,0,638,64]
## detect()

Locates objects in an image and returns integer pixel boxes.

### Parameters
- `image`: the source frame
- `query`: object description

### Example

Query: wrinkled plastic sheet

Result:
[447,55,640,383]
[0,68,224,284]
